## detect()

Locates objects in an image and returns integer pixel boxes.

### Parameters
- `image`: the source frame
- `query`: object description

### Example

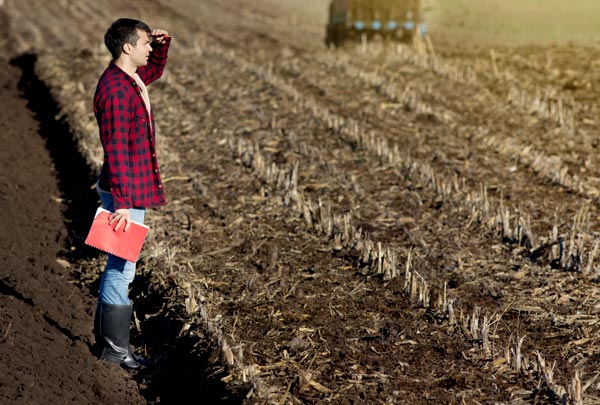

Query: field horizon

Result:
[263,0,600,45]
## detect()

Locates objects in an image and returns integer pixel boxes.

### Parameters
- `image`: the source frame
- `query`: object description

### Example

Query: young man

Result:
[93,18,170,369]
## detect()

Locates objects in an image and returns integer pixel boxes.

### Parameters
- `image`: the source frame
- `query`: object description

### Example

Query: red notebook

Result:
[84,207,149,262]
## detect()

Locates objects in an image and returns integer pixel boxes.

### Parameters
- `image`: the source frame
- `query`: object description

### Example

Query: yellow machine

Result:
[325,0,424,47]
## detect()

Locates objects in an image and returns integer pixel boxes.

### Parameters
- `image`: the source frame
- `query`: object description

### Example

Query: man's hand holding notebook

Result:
[85,207,149,262]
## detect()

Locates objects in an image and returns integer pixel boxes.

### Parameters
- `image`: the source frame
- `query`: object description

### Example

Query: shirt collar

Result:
[108,61,138,87]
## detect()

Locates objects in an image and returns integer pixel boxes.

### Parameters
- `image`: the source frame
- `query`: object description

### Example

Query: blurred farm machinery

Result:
[325,0,425,48]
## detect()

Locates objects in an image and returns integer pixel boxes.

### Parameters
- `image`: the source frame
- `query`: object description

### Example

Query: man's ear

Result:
[122,43,132,55]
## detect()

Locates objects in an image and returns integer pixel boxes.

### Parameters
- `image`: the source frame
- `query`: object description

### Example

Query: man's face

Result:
[129,29,152,68]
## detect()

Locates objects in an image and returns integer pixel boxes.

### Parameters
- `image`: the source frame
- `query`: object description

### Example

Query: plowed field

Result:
[2,0,600,403]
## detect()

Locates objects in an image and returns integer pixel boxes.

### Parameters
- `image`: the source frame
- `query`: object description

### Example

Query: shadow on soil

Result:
[11,53,248,404]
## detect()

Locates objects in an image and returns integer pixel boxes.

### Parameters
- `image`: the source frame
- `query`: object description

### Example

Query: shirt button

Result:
[158,185,163,188]
[154,169,158,173]
[152,153,156,157]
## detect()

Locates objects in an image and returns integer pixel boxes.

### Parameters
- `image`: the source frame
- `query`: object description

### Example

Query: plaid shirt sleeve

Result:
[137,36,171,85]
[94,38,171,211]
[98,90,134,209]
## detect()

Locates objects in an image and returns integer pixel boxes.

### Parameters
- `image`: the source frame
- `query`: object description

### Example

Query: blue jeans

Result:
[97,187,146,305]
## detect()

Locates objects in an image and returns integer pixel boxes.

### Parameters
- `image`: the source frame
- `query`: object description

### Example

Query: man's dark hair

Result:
[104,18,151,60]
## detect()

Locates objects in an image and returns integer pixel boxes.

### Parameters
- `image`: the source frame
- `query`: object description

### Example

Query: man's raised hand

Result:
[150,29,169,44]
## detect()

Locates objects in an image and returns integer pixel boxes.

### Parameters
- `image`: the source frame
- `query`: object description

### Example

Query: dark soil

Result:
[0,54,243,404]
[0,55,147,404]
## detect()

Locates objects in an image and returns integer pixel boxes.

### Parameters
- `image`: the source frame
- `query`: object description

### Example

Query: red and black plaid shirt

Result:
[94,37,171,210]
